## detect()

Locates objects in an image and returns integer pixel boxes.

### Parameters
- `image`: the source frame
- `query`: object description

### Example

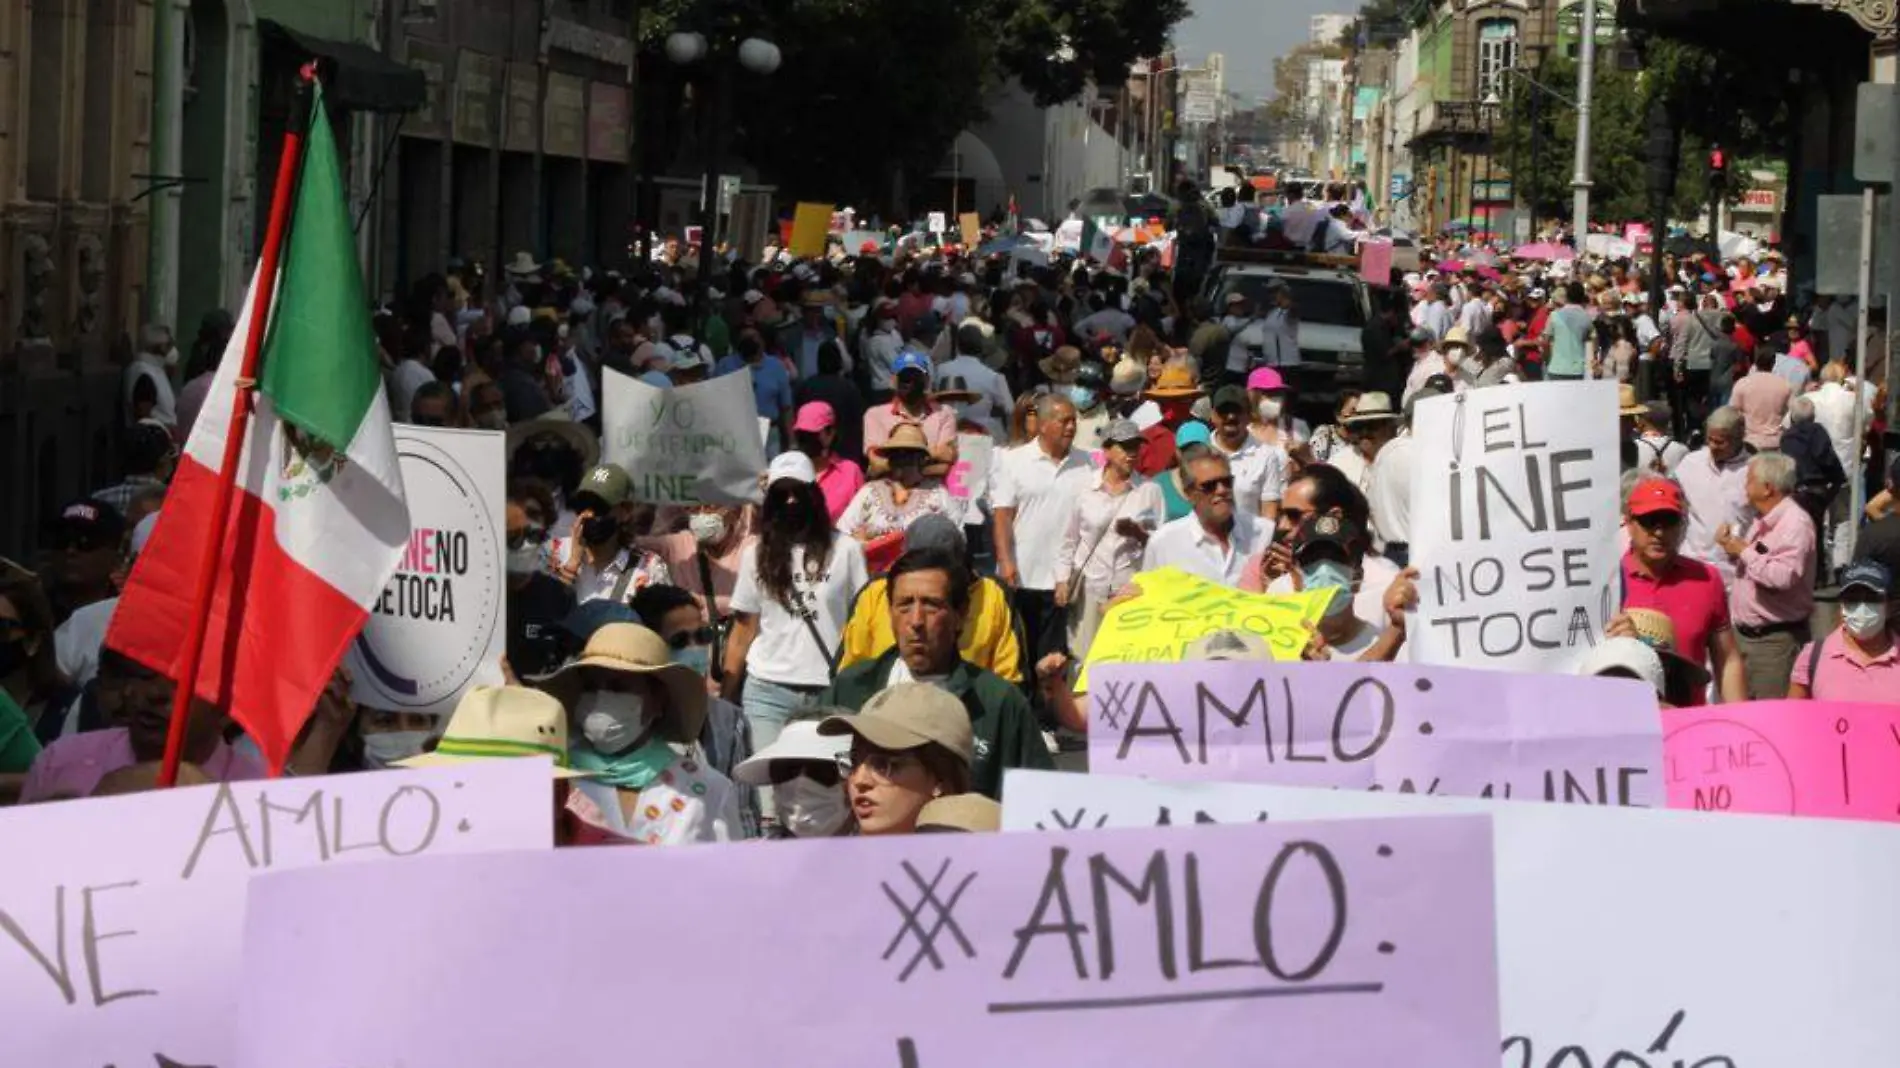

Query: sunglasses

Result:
[665,626,718,650]
[845,748,920,781]
[1633,512,1683,532]
[506,526,547,550]
[1195,475,1236,494]
[769,760,844,787]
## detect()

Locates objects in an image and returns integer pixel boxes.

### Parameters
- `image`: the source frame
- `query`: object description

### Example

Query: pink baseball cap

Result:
[1246,367,1287,392]
[793,401,835,433]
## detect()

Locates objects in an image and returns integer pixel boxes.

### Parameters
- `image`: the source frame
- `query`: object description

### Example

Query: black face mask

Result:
[795,431,825,458]
[0,640,24,678]
[581,513,620,546]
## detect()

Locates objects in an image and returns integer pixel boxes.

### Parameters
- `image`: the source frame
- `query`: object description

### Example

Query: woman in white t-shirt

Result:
[721,452,869,759]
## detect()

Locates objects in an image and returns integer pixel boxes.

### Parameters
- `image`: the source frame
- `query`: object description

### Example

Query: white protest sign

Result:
[1,760,554,1068]
[947,432,994,502]
[349,426,505,715]
[1406,381,1620,672]
[1005,771,1900,1067]
[927,211,947,235]
[602,367,766,505]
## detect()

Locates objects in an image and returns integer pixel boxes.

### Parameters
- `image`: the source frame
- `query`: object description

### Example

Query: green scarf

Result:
[568,734,679,790]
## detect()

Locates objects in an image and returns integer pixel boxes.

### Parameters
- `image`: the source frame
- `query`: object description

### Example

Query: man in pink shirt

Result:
[862,350,958,472]
[792,401,864,523]
[1790,560,1899,703]
[1612,478,1746,704]
[1716,452,1816,699]
[1727,349,1793,450]
[20,649,265,802]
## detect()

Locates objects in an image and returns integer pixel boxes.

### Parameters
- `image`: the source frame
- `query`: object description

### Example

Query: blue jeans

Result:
[741,675,827,820]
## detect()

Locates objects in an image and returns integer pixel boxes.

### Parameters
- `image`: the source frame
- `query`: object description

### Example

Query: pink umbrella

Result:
[1435,259,1464,272]
[1513,242,1576,262]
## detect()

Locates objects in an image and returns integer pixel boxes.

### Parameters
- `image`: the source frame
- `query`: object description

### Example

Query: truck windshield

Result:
[1218,275,1366,329]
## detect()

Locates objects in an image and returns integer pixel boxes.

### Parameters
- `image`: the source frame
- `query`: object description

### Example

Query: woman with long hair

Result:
[720,453,869,769]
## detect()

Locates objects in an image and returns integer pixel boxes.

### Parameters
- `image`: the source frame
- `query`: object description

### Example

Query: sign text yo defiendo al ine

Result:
[1408,382,1621,674]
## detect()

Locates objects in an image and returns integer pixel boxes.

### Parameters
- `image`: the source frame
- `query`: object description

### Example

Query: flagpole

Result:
[158,65,316,788]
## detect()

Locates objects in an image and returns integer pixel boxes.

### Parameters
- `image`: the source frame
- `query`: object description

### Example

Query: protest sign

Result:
[843,229,885,255]
[1358,239,1392,286]
[789,202,834,258]
[349,426,505,715]
[1004,771,1900,1068]
[927,211,947,235]
[236,816,1499,1068]
[958,211,982,248]
[946,432,994,502]
[3,761,552,1068]
[602,367,767,505]
[1077,567,1330,689]
[1407,381,1621,673]
[1089,659,1661,804]
[1664,699,1900,822]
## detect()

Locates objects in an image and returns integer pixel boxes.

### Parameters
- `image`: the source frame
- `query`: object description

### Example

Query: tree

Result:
[988,0,1195,106]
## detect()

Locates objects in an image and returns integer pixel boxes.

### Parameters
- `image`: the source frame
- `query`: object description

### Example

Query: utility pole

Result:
[1571,0,1596,241]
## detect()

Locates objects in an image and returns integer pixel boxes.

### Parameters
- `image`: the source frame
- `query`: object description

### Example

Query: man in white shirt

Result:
[1674,407,1753,589]
[124,323,178,428]
[1343,390,1414,566]
[1209,385,1285,519]
[935,324,1014,440]
[1808,360,1872,569]
[992,394,1096,660]
[862,299,904,397]
[1456,286,1492,338]
[1278,185,1326,249]
[1142,451,1265,585]
[1415,285,1454,340]
[387,346,437,423]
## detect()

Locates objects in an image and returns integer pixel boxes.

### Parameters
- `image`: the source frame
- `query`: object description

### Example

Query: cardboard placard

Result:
[1664,699,1900,822]
[789,203,833,259]
[602,368,768,506]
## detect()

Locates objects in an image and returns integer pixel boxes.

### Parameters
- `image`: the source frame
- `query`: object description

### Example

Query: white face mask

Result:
[688,511,729,546]
[363,730,431,770]
[1842,602,1889,641]
[505,544,542,575]
[773,775,851,838]
[1257,398,1283,422]
[576,691,647,753]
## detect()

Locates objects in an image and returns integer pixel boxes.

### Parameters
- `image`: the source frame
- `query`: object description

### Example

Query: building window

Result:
[1476,19,1518,100]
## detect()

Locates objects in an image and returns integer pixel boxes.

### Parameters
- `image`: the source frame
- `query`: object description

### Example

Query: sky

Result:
[1170,0,1359,102]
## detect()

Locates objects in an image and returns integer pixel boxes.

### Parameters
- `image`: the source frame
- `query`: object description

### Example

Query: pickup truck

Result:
[1200,249,1372,410]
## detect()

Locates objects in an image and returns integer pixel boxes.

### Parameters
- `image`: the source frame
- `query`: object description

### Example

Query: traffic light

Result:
[1645,100,1678,203]
[1708,144,1727,191]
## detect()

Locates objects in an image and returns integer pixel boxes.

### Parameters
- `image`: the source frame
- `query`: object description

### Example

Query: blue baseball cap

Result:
[1174,420,1212,450]
[1839,559,1892,598]
[893,350,932,377]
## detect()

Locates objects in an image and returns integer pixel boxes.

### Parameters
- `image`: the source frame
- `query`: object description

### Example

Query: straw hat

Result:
[1617,384,1646,416]
[395,685,588,778]
[506,409,601,474]
[932,374,984,404]
[539,624,708,744]
[1144,363,1202,399]
[1623,608,1712,695]
[871,421,932,461]
[1109,358,1146,396]
[504,251,543,278]
[1341,391,1401,425]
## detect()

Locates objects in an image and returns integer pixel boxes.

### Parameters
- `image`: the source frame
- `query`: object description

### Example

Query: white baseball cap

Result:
[766,451,816,485]
[1576,637,1665,698]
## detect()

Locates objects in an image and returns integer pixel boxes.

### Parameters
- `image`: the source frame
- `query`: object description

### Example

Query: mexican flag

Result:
[108,83,408,773]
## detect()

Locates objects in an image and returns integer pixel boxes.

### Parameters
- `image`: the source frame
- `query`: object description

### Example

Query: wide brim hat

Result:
[1341,391,1401,424]
[538,623,709,744]
[504,251,543,278]
[1039,345,1084,382]
[506,410,601,474]
[1109,358,1146,396]
[871,421,932,459]
[1144,364,1202,399]
[732,720,850,786]
[394,685,589,778]
[931,374,984,403]
[1624,608,1712,695]
[1617,384,1647,416]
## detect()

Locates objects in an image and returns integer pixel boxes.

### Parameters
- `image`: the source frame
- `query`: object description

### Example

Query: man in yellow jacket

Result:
[838,514,1024,683]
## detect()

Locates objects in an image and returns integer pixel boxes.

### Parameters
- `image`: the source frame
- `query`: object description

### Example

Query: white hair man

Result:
[1714,451,1817,699]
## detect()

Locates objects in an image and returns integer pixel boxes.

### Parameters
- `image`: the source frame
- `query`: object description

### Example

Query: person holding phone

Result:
[1054,419,1163,661]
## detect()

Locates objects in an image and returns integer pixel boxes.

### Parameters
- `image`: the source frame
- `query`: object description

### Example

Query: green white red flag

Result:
[107,83,408,772]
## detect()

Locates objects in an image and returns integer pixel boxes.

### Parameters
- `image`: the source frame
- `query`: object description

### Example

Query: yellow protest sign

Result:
[958,211,982,249]
[788,202,834,258]
[1077,567,1333,690]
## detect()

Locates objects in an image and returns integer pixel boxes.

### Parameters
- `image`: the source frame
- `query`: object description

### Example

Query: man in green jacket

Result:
[821,546,1051,799]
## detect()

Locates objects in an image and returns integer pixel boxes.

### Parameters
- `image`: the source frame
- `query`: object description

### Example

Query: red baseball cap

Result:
[1627,479,1684,518]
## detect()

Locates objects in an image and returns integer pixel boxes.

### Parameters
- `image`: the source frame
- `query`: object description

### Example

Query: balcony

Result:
[1407,99,1494,149]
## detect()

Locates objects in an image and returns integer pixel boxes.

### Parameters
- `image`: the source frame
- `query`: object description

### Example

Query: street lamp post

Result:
[1481,90,1500,242]
[666,29,780,320]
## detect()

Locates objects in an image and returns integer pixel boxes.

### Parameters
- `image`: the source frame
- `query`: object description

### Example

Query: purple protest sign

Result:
[1090,660,1663,805]
[236,816,1502,1068]
[1,761,554,1068]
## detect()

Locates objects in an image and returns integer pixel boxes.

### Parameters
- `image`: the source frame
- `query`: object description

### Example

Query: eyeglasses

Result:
[843,748,920,781]
[1195,475,1236,494]
[506,526,547,550]
[1279,506,1311,528]
[770,760,844,787]
[664,625,718,650]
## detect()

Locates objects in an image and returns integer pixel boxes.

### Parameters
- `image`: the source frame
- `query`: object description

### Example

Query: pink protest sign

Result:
[1664,699,1900,822]
[236,817,1502,1068]
[1359,239,1393,286]
[1091,660,1663,805]
[1,761,554,1068]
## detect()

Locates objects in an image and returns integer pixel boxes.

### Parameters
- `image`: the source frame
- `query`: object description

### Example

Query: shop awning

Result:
[260,20,426,113]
